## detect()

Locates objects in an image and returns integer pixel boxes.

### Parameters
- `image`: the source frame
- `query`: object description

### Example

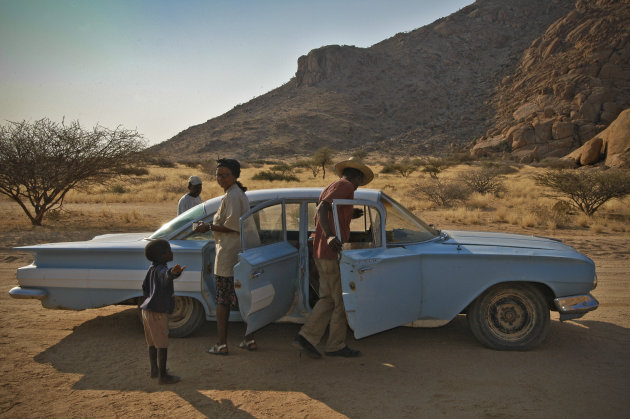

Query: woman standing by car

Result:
[195,158,259,355]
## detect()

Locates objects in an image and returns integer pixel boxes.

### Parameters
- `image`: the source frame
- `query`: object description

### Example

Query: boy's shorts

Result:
[215,275,239,310]
[142,309,169,348]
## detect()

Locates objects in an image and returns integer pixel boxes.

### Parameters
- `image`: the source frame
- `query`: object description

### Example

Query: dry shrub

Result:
[466,192,493,209]
[576,214,591,228]
[122,210,141,224]
[519,213,539,228]
[494,206,508,222]
[611,222,628,233]
[444,207,483,225]
[415,178,471,207]
[462,167,506,195]
[108,184,129,194]
[591,221,605,234]
[149,174,167,182]
[506,212,520,225]
[531,203,570,230]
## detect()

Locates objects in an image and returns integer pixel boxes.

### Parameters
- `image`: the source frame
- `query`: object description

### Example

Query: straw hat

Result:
[334,157,374,186]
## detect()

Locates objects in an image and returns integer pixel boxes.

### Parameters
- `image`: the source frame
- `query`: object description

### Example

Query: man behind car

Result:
[293,157,374,359]
[177,175,203,215]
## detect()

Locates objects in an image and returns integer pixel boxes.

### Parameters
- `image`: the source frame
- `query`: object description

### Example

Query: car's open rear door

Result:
[234,199,298,335]
[333,199,422,339]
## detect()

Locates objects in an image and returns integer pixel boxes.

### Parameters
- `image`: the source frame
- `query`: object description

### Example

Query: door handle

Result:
[250,270,264,279]
[358,267,373,274]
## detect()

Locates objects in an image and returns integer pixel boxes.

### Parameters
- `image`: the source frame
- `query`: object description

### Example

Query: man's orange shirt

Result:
[313,178,355,260]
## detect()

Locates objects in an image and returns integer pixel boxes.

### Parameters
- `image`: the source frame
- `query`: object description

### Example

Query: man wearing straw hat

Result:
[293,157,374,359]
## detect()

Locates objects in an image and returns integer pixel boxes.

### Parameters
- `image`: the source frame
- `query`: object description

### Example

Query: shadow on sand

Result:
[34,308,630,417]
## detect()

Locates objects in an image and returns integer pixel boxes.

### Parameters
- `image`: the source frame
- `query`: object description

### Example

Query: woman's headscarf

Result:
[217,158,247,192]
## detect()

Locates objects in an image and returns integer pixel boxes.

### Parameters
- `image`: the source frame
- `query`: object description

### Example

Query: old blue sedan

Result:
[10,188,598,350]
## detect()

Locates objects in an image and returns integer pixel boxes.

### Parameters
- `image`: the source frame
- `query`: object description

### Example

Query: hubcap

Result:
[487,292,535,342]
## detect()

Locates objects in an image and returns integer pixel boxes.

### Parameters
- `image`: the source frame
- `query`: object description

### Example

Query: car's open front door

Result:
[333,199,422,339]
[234,199,298,335]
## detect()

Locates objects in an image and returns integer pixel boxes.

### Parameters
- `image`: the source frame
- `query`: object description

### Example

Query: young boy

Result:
[141,239,186,385]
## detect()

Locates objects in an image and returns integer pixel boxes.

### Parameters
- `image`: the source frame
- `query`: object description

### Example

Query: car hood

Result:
[442,230,571,251]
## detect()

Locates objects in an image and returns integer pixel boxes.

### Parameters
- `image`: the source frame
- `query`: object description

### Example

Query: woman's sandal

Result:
[238,339,257,351]
[207,343,228,355]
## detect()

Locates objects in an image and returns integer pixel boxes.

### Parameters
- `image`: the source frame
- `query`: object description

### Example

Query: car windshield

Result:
[381,193,439,244]
[149,204,206,239]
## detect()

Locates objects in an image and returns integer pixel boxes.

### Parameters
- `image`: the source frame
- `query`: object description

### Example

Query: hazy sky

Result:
[1,0,472,146]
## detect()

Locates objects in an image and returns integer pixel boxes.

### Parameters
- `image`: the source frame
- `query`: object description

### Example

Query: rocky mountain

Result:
[473,0,630,165]
[151,0,629,165]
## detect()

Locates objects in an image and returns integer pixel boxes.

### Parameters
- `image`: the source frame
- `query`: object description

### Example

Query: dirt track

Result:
[1,230,629,418]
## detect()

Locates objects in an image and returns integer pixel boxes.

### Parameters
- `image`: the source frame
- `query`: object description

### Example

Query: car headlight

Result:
[592,274,598,290]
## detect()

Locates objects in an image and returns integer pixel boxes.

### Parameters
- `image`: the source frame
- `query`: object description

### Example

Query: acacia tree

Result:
[535,169,630,216]
[313,146,335,179]
[293,159,321,178]
[0,118,145,225]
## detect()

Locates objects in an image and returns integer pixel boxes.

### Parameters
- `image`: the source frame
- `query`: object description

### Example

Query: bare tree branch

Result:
[0,118,145,225]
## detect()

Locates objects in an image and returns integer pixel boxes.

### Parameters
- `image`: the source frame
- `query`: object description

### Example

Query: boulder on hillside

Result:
[482,0,630,163]
[471,135,508,157]
[563,108,630,167]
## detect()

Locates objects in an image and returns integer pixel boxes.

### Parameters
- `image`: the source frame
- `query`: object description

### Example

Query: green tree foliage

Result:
[312,147,335,179]
[381,159,420,177]
[252,171,299,182]
[252,163,298,182]
[418,157,451,179]
[293,159,320,178]
[0,118,145,225]
[535,169,630,216]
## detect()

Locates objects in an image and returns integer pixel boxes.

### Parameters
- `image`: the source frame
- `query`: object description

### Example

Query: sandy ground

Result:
[0,206,629,418]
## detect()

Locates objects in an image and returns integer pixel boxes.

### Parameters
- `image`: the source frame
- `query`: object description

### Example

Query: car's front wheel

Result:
[467,283,550,350]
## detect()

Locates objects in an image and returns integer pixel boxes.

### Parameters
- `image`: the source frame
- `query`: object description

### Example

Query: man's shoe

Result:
[325,346,361,357]
[292,334,322,359]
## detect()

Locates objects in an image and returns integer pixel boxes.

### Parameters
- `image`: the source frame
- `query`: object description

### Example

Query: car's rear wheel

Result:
[138,296,206,338]
[168,296,206,337]
[467,283,549,350]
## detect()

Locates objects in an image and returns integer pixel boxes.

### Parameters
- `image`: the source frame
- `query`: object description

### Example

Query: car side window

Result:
[328,202,383,249]
[346,205,382,249]
[247,203,285,248]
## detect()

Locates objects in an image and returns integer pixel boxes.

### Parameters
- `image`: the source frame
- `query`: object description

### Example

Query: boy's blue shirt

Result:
[140,262,180,314]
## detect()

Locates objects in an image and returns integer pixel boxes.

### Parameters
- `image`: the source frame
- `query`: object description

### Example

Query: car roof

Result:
[203,187,382,213]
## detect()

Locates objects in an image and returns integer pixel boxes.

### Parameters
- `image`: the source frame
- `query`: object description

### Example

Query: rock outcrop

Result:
[473,0,630,165]
[564,108,630,167]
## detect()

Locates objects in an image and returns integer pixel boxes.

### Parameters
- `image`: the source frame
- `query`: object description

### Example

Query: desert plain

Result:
[0,162,629,418]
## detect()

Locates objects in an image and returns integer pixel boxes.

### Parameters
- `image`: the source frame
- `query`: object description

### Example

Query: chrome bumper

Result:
[554,293,599,321]
[9,286,47,300]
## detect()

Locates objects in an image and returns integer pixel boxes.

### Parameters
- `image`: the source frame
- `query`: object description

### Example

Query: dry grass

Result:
[1,162,629,236]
